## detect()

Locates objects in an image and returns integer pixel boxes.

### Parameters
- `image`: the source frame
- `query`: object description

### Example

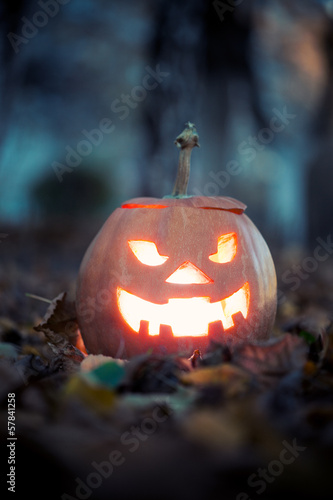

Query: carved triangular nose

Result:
[165,261,213,284]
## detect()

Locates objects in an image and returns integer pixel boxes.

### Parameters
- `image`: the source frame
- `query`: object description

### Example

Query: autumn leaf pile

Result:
[1,225,333,500]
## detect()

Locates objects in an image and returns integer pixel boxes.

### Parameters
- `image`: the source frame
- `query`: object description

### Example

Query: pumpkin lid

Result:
[121,196,246,214]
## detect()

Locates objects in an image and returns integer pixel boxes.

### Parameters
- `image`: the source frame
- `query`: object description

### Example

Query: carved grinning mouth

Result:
[117,282,250,337]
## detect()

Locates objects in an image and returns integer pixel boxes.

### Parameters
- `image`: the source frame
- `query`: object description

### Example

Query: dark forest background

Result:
[1,0,333,322]
[1,0,333,245]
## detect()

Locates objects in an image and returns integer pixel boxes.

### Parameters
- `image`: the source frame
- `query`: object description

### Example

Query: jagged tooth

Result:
[231,311,249,343]
[159,324,173,339]
[139,320,149,337]
[231,311,245,324]
[208,320,224,342]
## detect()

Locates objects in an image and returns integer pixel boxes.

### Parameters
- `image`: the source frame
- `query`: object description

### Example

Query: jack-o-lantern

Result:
[76,123,277,358]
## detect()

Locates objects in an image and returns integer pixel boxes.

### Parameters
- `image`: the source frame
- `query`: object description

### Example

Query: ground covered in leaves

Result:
[1,223,333,500]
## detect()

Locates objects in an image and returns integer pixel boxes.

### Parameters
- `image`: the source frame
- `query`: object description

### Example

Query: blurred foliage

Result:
[32,167,112,219]
[1,0,333,248]
[1,272,333,499]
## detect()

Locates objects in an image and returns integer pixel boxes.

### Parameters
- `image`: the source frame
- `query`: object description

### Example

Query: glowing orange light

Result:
[209,233,237,263]
[122,203,168,209]
[117,282,250,337]
[221,281,250,329]
[128,240,169,266]
[165,261,213,284]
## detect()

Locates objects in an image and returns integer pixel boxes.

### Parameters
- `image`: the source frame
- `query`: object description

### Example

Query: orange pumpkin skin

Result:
[76,195,277,358]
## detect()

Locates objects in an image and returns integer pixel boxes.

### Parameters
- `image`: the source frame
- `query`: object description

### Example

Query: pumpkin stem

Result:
[189,349,202,368]
[172,122,200,197]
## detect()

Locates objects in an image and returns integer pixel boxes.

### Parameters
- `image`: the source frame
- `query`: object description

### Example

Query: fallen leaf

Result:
[34,292,78,348]
[0,342,18,360]
[33,292,87,370]
[126,354,190,394]
[282,308,330,363]
[116,387,195,415]
[63,357,126,414]
[80,354,116,372]
[180,363,253,397]
[65,374,116,414]
[87,360,126,389]
[232,333,308,387]
[182,409,248,451]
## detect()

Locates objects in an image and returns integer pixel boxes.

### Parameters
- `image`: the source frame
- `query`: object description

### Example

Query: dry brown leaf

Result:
[282,308,330,363]
[232,333,308,386]
[182,409,248,451]
[33,292,87,370]
[34,292,78,348]
[180,363,253,397]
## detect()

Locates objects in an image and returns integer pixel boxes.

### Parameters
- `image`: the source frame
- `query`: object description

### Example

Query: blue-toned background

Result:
[1,0,333,249]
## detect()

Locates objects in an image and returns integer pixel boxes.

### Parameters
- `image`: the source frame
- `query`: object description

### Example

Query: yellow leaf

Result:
[65,375,115,413]
[180,363,252,397]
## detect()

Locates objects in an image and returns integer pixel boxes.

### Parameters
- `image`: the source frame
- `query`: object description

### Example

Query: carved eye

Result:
[209,233,237,263]
[128,240,169,266]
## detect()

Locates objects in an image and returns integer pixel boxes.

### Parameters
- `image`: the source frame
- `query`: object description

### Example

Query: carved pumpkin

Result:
[76,123,277,358]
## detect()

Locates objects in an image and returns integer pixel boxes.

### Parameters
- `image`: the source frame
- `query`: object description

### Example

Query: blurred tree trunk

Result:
[142,0,331,248]
[308,14,333,245]
[141,0,263,198]
[0,1,27,167]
